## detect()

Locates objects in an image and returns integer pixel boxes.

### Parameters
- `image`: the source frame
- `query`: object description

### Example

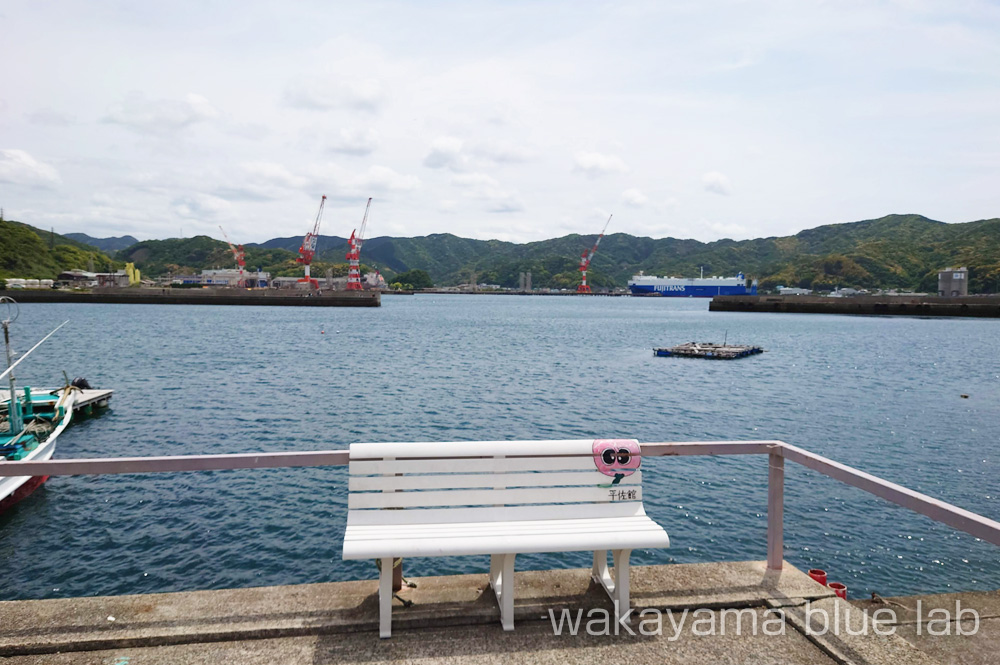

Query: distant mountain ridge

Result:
[20,214,1000,292]
[64,233,139,253]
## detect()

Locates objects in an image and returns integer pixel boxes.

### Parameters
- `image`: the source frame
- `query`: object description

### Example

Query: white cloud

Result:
[702,171,733,196]
[423,137,466,171]
[26,108,75,126]
[240,161,311,190]
[329,128,379,156]
[472,140,536,164]
[351,165,420,193]
[170,193,232,220]
[102,93,219,135]
[621,188,648,208]
[284,78,383,113]
[574,151,628,177]
[450,172,523,213]
[0,149,61,187]
[229,161,418,204]
[702,219,750,239]
[425,138,535,172]
[451,172,500,189]
[310,164,421,204]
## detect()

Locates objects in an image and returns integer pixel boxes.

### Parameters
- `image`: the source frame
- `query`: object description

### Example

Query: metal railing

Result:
[3,440,999,570]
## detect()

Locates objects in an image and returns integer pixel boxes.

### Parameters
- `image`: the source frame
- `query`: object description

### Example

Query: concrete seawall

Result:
[710,295,1000,318]
[0,288,380,307]
[4,561,988,664]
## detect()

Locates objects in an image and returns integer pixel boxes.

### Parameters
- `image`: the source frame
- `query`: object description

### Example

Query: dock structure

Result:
[655,342,764,359]
[0,288,380,308]
[0,387,112,415]
[710,294,1000,318]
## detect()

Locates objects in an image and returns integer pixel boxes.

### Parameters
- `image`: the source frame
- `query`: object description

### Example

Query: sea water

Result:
[1,296,997,600]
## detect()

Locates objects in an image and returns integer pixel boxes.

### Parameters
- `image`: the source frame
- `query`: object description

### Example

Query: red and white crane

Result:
[577,214,612,293]
[345,197,372,291]
[297,195,326,289]
[218,225,246,288]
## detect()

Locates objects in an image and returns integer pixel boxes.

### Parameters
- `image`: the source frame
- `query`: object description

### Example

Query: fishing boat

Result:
[0,297,111,513]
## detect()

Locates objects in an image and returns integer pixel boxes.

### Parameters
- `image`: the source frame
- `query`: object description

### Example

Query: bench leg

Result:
[612,549,632,623]
[379,556,393,638]
[592,549,611,591]
[489,553,516,631]
[593,549,632,623]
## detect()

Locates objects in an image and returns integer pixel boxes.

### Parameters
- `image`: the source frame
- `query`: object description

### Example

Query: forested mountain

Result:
[0,219,115,279]
[251,214,1000,292]
[116,236,371,280]
[13,214,1000,292]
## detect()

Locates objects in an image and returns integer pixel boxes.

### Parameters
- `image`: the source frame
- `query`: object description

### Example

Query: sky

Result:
[2,0,999,244]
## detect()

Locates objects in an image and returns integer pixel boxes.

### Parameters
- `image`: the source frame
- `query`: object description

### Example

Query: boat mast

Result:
[1,297,22,433]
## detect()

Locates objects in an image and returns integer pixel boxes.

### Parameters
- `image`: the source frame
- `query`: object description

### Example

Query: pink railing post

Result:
[767,450,784,570]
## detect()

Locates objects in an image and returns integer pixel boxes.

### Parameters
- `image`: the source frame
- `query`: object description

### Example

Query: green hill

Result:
[0,219,116,279]
[263,213,996,292]
[357,213,999,293]
[26,213,1000,293]
[117,237,371,280]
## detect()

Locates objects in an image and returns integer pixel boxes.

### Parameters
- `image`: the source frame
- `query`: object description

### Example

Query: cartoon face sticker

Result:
[592,439,642,485]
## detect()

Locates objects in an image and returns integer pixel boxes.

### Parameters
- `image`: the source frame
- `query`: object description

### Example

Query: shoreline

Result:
[0,288,381,308]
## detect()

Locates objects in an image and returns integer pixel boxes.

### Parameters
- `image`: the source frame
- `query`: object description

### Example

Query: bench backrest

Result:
[347,439,647,526]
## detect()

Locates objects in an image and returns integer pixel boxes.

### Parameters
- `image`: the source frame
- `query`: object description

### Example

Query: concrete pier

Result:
[0,288,380,307]
[710,294,1000,317]
[0,561,956,664]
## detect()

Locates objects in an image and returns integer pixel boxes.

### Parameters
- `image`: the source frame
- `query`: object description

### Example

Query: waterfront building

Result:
[938,267,968,297]
[200,269,270,287]
[776,286,812,295]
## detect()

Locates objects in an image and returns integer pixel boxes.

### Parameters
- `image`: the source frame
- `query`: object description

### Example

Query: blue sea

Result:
[1,296,997,600]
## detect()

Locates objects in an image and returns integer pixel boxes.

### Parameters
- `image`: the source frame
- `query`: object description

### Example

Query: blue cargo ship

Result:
[628,271,757,297]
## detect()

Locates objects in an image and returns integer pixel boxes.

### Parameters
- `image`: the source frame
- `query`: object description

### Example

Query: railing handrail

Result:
[3,440,999,561]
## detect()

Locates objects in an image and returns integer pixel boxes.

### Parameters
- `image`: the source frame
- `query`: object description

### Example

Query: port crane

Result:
[345,197,372,291]
[577,214,612,293]
[297,195,326,289]
[218,225,246,288]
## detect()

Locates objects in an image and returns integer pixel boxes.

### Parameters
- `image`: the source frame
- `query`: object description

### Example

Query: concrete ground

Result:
[0,561,961,664]
[852,589,1000,665]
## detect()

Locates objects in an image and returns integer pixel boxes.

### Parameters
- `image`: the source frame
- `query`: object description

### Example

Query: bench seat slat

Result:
[350,439,599,460]
[346,516,666,539]
[343,516,669,559]
[348,485,642,510]
[349,456,600,475]
[347,501,647,526]
[348,470,641,492]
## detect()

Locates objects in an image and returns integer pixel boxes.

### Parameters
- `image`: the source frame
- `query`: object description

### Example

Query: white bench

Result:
[342,439,670,638]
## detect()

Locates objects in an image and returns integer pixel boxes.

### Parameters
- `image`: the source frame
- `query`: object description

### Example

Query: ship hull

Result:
[0,389,75,515]
[628,283,756,297]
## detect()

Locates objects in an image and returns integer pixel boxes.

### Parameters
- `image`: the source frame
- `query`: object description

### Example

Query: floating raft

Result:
[654,343,764,360]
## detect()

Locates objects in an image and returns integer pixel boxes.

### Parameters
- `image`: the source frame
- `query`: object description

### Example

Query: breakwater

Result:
[710,294,1000,317]
[0,288,380,307]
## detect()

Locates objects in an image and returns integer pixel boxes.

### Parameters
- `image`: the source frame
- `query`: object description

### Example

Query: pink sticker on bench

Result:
[592,439,641,485]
